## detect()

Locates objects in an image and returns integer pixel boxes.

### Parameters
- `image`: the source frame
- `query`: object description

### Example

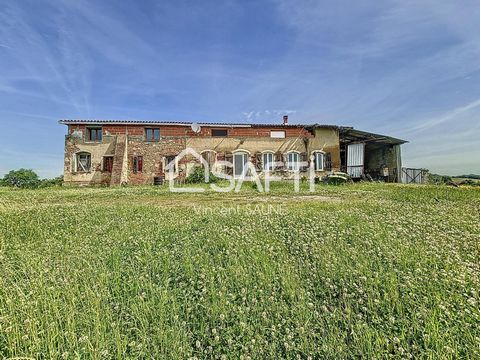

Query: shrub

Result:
[429,173,452,184]
[185,166,218,184]
[2,169,40,188]
[323,172,350,185]
[457,179,480,187]
[39,176,64,188]
[1,170,63,189]
[250,180,261,191]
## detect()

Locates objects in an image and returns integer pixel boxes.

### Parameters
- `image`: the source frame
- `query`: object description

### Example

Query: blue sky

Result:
[0,0,479,177]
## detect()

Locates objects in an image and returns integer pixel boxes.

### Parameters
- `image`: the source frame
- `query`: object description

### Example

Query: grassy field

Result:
[0,183,479,359]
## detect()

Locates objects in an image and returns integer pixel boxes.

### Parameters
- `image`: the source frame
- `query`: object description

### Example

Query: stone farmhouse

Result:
[60,116,406,186]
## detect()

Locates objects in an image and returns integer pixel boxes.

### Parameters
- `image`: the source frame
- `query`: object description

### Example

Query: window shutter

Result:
[300,152,308,171]
[283,153,289,170]
[325,152,332,171]
[225,152,233,175]
[254,152,262,171]
[133,157,137,173]
[138,156,143,172]
[272,152,279,170]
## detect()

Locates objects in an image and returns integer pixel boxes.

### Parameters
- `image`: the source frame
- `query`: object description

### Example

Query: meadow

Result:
[0,183,479,359]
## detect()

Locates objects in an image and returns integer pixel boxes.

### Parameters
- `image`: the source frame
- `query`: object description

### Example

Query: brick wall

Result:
[63,123,334,186]
[69,124,313,138]
[127,137,186,185]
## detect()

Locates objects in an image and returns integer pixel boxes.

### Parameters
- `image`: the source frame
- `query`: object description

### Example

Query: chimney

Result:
[283,115,288,125]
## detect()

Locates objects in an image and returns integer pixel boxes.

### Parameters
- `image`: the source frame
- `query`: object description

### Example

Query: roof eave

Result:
[339,127,407,145]
[59,119,310,128]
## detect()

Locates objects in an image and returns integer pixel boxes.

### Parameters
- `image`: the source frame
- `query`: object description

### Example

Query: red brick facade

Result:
[68,124,312,138]
[62,120,340,186]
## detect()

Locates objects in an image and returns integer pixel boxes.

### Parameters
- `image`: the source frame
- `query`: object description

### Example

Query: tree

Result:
[2,169,40,188]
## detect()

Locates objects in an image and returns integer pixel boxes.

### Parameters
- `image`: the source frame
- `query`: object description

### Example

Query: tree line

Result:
[0,169,63,189]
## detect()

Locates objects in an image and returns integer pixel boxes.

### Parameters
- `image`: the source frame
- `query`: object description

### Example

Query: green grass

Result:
[0,183,479,359]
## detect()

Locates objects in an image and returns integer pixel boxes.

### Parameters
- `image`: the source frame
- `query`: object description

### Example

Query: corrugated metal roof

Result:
[339,128,407,145]
[58,119,338,129]
[58,119,406,142]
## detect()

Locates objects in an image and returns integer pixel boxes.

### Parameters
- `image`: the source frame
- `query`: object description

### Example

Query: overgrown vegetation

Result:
[37,175,64,188]
[0,184,479,358]
[185,166,219,184]
[427,173,451,184]
[0,169,63,189]
[1,169,40,188]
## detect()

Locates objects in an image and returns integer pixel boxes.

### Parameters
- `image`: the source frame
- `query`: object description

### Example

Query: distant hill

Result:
[456,174,480,180]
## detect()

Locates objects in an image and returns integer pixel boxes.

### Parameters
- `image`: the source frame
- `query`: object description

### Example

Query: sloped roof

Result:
[339,127,407,145]
[58,119,338,129]
[58,119,407,143]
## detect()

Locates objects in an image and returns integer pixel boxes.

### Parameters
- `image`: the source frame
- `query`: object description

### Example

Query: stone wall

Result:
[127,136,186,185]
[63,124,341,185]
[63,135,116,185]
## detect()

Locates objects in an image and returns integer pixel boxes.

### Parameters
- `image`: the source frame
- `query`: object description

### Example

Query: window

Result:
[165,155,177,173]
[270,130,285,138]
[103,156,114,172]
[212,129,228,137]
[133,156,143,173]
[87,127,102,142]
[76,152,91,172]
[313,152,324,171]
[145,128,160,142]
[287,152,299,171]
[262,152,274,171]
[233,151,248,178]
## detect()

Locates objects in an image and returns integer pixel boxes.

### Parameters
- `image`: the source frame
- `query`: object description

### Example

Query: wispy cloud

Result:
[0,2,90,114]
[242,110,297,122]
[410,98,480,132]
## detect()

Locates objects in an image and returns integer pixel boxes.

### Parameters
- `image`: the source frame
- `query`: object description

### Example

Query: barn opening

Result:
[339,128,407,182]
